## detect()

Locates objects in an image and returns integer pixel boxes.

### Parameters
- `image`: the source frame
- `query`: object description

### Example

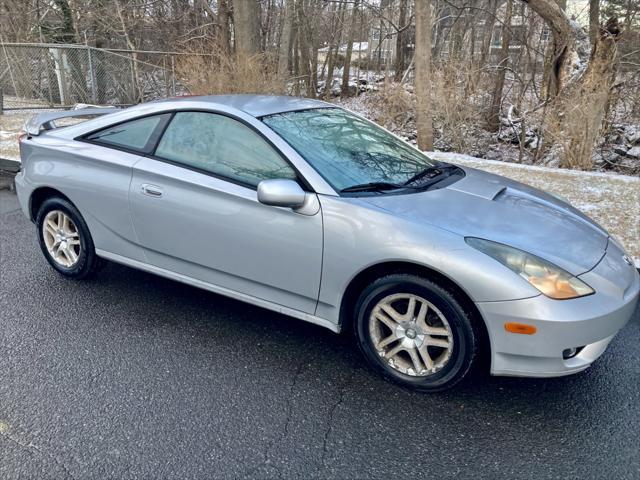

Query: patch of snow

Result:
[427,151,640,183]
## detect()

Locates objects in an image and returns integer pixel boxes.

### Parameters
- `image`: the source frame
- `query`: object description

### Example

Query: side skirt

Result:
[96,249,341,334]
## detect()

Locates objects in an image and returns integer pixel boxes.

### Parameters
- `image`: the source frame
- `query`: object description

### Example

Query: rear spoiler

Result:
[25,107,120,136]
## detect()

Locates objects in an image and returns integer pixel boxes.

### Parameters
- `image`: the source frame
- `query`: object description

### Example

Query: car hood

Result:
[363,167,609,275]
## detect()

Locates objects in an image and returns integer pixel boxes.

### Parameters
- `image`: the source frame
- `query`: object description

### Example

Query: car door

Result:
[76,113,172,262]
[129,111,323,314]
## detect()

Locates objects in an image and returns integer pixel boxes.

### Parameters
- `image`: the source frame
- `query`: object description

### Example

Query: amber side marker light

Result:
[504,322,537,335]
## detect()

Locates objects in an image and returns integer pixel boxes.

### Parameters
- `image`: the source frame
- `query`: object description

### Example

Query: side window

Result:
[86,114,170,152]
[154,112,297,187]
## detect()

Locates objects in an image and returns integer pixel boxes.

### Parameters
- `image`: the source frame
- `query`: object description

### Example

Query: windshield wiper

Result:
[340,181,411,193]
[403,164,457,187]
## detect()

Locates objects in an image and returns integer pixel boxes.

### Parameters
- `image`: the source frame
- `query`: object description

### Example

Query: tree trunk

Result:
[324,0,346,99]
[415,0,433,151]
[202,0,231,56]
[537,0,586,100]
[297,0,315,98]
[234,0,262,56]
[546,17,623,168]
[341,0,359,96]
[278,0,295,90]
[394,0,408,82]
[487,0,513,132]
[589,0,600,44]
[521,0,623,168]
[478,0,498,70]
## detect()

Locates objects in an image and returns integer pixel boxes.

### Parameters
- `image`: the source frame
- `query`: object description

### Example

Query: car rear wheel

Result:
[354,274,479,392]
[36,197,101,279]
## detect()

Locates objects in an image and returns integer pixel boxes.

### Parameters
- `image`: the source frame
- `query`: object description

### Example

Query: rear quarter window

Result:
[85,114,170,153]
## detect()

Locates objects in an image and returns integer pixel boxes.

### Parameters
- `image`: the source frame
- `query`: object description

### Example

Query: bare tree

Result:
[394,0,408,82]
[487,0,513,131]
[589,0,600,44]
[341,0,360,96]
[278,0,295,89]
[415,0,433,150]
[218,0,233,56]
[234,0,262,55]
[523,0,624,167]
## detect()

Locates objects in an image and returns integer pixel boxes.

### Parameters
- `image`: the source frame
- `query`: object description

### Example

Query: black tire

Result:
[36,196,102,279]
[353,274,479,392]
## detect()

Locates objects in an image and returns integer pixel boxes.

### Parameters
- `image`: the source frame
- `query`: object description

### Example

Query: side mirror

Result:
[257,179,307,209]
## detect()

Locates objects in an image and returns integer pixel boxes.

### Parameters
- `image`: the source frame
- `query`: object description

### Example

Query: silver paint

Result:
[15,94,640,379]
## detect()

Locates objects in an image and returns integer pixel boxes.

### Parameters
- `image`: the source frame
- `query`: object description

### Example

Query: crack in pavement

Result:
[0,421,76,480]
[243,357,307,479]
[319,367,357,472]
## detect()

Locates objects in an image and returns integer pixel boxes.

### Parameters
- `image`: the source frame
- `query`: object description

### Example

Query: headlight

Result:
[465,237,594,300]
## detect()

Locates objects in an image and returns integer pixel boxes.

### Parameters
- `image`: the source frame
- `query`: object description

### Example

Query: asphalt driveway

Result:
[1,189,639,479]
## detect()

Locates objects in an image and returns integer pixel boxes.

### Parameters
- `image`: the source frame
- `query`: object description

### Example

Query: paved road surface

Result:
[1,190,639,479]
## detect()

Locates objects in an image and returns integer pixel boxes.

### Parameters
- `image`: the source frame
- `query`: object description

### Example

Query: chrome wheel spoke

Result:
[406,296,417,320]
[45,220,57,237]
[42,210,82,268]
[385,343,404,360]
[380,303,403,323]
[418,346,434,370]
[423,326,449,337]
[407,347,424,374]
[416,301,428,324]
[65,246,79,264]
[61,213,70,232]
[369,292,454,377]
[374,310,398,331]
[424,337,452,349]
[377,334,398,349]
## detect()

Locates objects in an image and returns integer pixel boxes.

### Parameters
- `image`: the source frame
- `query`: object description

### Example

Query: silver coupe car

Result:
[15,95,639,391]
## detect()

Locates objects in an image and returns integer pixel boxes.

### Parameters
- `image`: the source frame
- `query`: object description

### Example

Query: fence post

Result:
[171,55,176,96]
[49,47,69,105]
[0,89,3,115]
[87,46,98,104]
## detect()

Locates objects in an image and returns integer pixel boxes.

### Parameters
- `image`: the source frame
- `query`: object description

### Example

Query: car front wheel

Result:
[354,274,479,392]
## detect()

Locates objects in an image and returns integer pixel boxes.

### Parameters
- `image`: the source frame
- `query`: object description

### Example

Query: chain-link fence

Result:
[0,43,206,111]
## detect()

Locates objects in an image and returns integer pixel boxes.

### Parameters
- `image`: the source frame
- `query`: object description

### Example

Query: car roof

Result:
[162,94,333,117]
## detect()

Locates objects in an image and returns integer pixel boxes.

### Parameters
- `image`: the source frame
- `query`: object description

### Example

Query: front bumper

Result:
[477,242,639,378]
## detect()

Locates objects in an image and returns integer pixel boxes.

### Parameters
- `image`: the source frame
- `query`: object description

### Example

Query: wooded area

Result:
[1,0,639,173]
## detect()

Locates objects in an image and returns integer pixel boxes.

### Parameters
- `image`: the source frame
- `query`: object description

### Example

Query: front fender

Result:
[315,195,540,325]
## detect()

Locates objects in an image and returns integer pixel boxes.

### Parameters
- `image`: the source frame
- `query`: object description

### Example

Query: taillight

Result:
[18,131,27,143]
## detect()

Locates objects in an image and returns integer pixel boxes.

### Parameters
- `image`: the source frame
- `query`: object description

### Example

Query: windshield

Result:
[262,108,441,192]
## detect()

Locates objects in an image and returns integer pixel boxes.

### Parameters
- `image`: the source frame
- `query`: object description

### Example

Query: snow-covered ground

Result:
[0,112,28,161]
[2,111,638,264]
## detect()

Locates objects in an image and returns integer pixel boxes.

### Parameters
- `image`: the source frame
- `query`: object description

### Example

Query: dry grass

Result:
[431,60,482,151]
[176,51,283,96]
[543,89,610,171]
[374,82,415,131]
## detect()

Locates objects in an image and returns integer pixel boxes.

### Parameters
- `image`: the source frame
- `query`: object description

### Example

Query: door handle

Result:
[141,184,163,197]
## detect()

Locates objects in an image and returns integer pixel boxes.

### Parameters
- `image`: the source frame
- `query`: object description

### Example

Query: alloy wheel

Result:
[369,293,454,376]
[42,210,82,268]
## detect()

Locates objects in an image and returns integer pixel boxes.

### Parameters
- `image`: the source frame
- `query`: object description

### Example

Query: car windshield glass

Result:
[262,108,440,192]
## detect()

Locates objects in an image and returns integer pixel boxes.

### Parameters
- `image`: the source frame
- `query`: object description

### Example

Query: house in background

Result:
[317,42,369,65]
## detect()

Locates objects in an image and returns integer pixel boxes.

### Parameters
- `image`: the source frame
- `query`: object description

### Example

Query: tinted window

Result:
[87,114,168,152]
[262,108,438,191]
[155,112,297,187]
